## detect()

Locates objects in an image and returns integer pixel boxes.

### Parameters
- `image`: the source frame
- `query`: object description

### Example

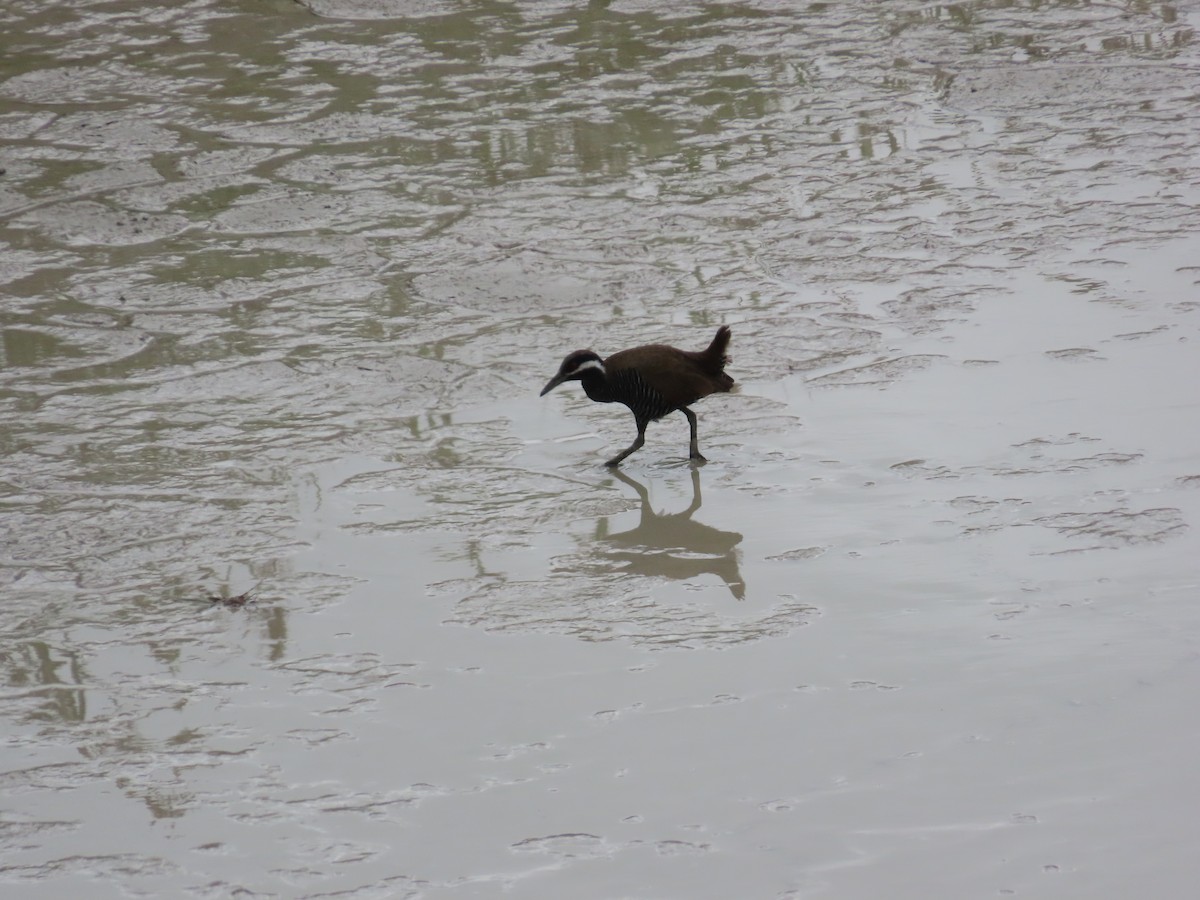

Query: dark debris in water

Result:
[208,591,255,609]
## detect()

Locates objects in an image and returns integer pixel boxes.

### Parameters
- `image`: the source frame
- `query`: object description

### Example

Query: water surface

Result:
[2,1,1199,897]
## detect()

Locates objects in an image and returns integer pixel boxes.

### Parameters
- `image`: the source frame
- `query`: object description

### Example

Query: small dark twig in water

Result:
[208,591,255,609]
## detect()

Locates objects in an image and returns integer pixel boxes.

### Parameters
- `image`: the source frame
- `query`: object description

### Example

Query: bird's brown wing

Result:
[605,344,731,409]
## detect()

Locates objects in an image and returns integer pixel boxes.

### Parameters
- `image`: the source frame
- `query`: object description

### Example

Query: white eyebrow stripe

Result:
[572,359,605,376]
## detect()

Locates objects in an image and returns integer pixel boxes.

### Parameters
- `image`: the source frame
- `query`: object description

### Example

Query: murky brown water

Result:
[3,0,1199,896]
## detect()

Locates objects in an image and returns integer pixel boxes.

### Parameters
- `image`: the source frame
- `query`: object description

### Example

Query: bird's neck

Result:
[579,369,615,403]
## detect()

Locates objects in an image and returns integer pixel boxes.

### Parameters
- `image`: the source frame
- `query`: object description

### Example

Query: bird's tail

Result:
[702,325,732,370]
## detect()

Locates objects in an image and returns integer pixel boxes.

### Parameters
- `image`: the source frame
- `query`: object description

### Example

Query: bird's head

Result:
[540,350,604,396]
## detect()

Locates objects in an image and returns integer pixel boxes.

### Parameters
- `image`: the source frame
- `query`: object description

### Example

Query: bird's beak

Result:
[539,373,566,396]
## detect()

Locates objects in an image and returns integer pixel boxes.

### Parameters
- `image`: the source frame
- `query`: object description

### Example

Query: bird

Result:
[539,325,734,467]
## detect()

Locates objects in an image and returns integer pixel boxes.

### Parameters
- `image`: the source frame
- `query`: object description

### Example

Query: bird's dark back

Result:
[605,339,733,411]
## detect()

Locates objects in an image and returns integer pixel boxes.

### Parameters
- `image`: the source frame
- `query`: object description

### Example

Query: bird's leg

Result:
[605,417,647,467]
[682,407,706,462]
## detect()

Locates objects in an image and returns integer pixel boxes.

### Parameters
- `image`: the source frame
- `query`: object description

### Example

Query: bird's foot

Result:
[604,457,623,468]
[689,452,708,464]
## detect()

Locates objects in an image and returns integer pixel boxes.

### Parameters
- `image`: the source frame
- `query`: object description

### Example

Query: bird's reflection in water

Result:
[593,468,745,600]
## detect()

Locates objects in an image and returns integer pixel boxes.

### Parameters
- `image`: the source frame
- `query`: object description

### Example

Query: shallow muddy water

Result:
[2,0,1199,897]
